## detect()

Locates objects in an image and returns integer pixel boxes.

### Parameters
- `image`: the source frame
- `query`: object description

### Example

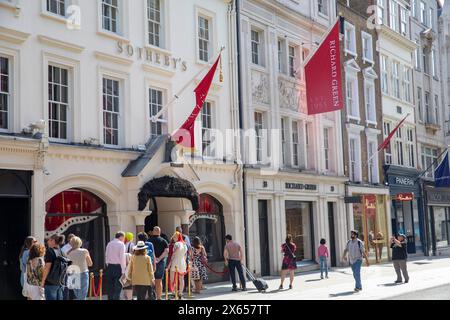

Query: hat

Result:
[125,232,134,242]
[398,233,406,239]
[133,241,147,251]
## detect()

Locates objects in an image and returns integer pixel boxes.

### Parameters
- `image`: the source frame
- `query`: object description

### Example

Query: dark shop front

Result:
[385,165,425,255]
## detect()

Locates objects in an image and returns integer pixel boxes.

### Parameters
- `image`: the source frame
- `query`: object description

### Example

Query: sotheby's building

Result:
[0,0,243,299]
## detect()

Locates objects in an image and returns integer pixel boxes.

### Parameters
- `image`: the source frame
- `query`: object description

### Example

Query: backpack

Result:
[347,239,364,256]
[46,248,72,286]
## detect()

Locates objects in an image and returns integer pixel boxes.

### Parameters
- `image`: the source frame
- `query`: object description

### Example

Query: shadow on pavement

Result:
[329,291,356,297]
[378,283,402,287]
[305,279,323,282]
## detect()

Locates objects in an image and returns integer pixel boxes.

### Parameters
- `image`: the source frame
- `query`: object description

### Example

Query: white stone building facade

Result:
[0,0,243,298]
[238,0,349,276]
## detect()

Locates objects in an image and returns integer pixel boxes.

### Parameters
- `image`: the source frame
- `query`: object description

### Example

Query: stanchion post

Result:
[89,272,93,298]
[165,269,168,300]
[175,267,178,300]
[99,269,103,300]
[188,263,191,298]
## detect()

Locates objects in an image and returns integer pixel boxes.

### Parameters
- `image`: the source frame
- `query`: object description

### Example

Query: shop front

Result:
[350,192,390,263]
[385,165,425,255]
[425,186,450,256]
[245,170,348,275]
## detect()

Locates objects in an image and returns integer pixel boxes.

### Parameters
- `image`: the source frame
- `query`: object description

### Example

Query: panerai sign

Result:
[117,41,187,71]
[394,177,414,186]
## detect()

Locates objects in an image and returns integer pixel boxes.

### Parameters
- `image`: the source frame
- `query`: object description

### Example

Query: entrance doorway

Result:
[258,200,270,276]
[0,170,31,300]
[327,202,337,267]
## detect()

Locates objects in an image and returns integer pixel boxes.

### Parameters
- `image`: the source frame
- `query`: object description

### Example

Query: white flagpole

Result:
[150,46,225,123]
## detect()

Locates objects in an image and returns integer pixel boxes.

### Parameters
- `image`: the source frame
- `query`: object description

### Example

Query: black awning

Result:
[138,175,199,211]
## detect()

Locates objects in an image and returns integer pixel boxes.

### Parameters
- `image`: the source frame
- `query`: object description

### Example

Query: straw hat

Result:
[133,241,146,251]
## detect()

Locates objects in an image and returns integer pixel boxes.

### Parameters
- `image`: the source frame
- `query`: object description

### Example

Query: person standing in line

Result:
[148,226,169,300]
[41,234,66,300]
[318,238,329,279]
[166,232,188,298]
[126,241,155,300]
[279,234,297,290]
[122,252,133,300]
[137,232,156,299]
[176,226,191,247]
[190,237,208,294]
[61,234,75,256]
[124,232,135,254]
[19,236,37,290]
[67,236,93,300]
[105,231,126,300]
[391,233,409,284]
[224,234,246,292]
[342,230,370,292]
[26,242,46,300]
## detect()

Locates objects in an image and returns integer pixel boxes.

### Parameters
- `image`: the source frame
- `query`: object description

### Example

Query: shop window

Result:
[45,189,108,271]
[433,208,449,248]
[189,194,225,262]
[353,195,388,263]
[285,201,313,261]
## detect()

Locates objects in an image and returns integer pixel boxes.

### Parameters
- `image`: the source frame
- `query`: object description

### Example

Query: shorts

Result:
[154,260,166,280]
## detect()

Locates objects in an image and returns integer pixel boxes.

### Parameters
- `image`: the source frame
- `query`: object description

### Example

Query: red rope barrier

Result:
[204,262,229,275]
[90,273,103,298]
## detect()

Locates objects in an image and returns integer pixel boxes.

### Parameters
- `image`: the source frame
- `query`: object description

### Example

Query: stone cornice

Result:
[377,25,419,52]
[47,144,139,163]
[94,51,133,66]
[38,35,85,53]
[0,26,30,44]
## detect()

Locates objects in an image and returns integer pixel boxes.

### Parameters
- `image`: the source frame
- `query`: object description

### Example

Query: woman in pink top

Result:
[318,239,329,279]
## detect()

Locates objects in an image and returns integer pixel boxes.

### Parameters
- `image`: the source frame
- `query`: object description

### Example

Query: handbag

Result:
[285,243,297,260]
[22,272,30,298]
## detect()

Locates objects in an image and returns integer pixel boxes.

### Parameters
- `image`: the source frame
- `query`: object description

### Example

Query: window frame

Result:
[344,22,357,56]
[364,80,376,124]
[288,44,297,78]
[391,61,400,99]
[147,0,163,48]
[101,75,123,147]
[291,120,300,167]
[318,0,328,17]
[0,55,11,133]
[46,0,66,17]
[383,122,392,164]
[148,87,167,139]
[389,1,399,32]
[323,127,330,171]
[381,55,389,94]
[101,0,120,34]
[348,135,362,182]
[361,31,374,64]
[254,111,264,164]
[47,64,71,142]
[377,0,385,25]
[198,15,211,63]
[345,74,360,120]
[417,87,423,122]
[251,28,263,66]
[402,66,411,103]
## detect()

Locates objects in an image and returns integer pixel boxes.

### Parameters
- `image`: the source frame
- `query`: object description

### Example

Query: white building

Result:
[376,0,427,256]
[0,0,243,298]
[237,0,348,276]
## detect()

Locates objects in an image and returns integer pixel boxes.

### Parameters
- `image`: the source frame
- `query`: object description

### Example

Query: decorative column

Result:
[133,211,152,235]
[178,210,195,236]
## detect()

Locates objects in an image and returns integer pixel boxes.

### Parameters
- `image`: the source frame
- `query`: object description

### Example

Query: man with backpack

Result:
[41,234,70,300]
[342,230,370,292]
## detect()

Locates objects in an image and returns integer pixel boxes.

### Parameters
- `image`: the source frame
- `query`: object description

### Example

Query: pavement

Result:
[188,256,450,300]
[385,283,450,300]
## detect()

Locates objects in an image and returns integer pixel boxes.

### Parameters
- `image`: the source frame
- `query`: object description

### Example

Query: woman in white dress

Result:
[166,232,188,298]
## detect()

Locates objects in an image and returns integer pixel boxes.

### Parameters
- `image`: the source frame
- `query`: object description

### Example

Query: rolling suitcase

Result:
[243,265,269,293]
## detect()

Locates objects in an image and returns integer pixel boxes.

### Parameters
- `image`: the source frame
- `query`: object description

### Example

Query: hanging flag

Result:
[171,55,221,150]
[378,114,409,151]
[435,150,450,188]
[305,19,343,115]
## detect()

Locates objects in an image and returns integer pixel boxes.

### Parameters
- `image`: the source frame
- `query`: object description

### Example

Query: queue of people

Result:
[19,227,411,300]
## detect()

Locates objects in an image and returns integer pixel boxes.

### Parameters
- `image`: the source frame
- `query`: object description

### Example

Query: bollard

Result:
[188,263,191,298]
[99,269,103,300]
[89,272,94,298]
[175,267,178,300]
[165,269,169,300]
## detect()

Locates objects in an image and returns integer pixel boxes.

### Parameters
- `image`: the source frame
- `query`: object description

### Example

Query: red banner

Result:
[305,19,343,115]
[171,55,221,150]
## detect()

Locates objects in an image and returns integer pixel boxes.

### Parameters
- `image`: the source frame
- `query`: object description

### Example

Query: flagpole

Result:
[150,46,225,123]
[302,15,341,68]
[413,146,450,182]
[363,113,411,168]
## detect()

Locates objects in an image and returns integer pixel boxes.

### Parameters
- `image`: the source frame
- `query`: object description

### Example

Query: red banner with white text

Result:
[305,19,343,115]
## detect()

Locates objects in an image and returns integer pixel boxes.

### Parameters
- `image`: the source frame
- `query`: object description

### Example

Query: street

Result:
[386,284,450,300]
[191,256,450,300]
